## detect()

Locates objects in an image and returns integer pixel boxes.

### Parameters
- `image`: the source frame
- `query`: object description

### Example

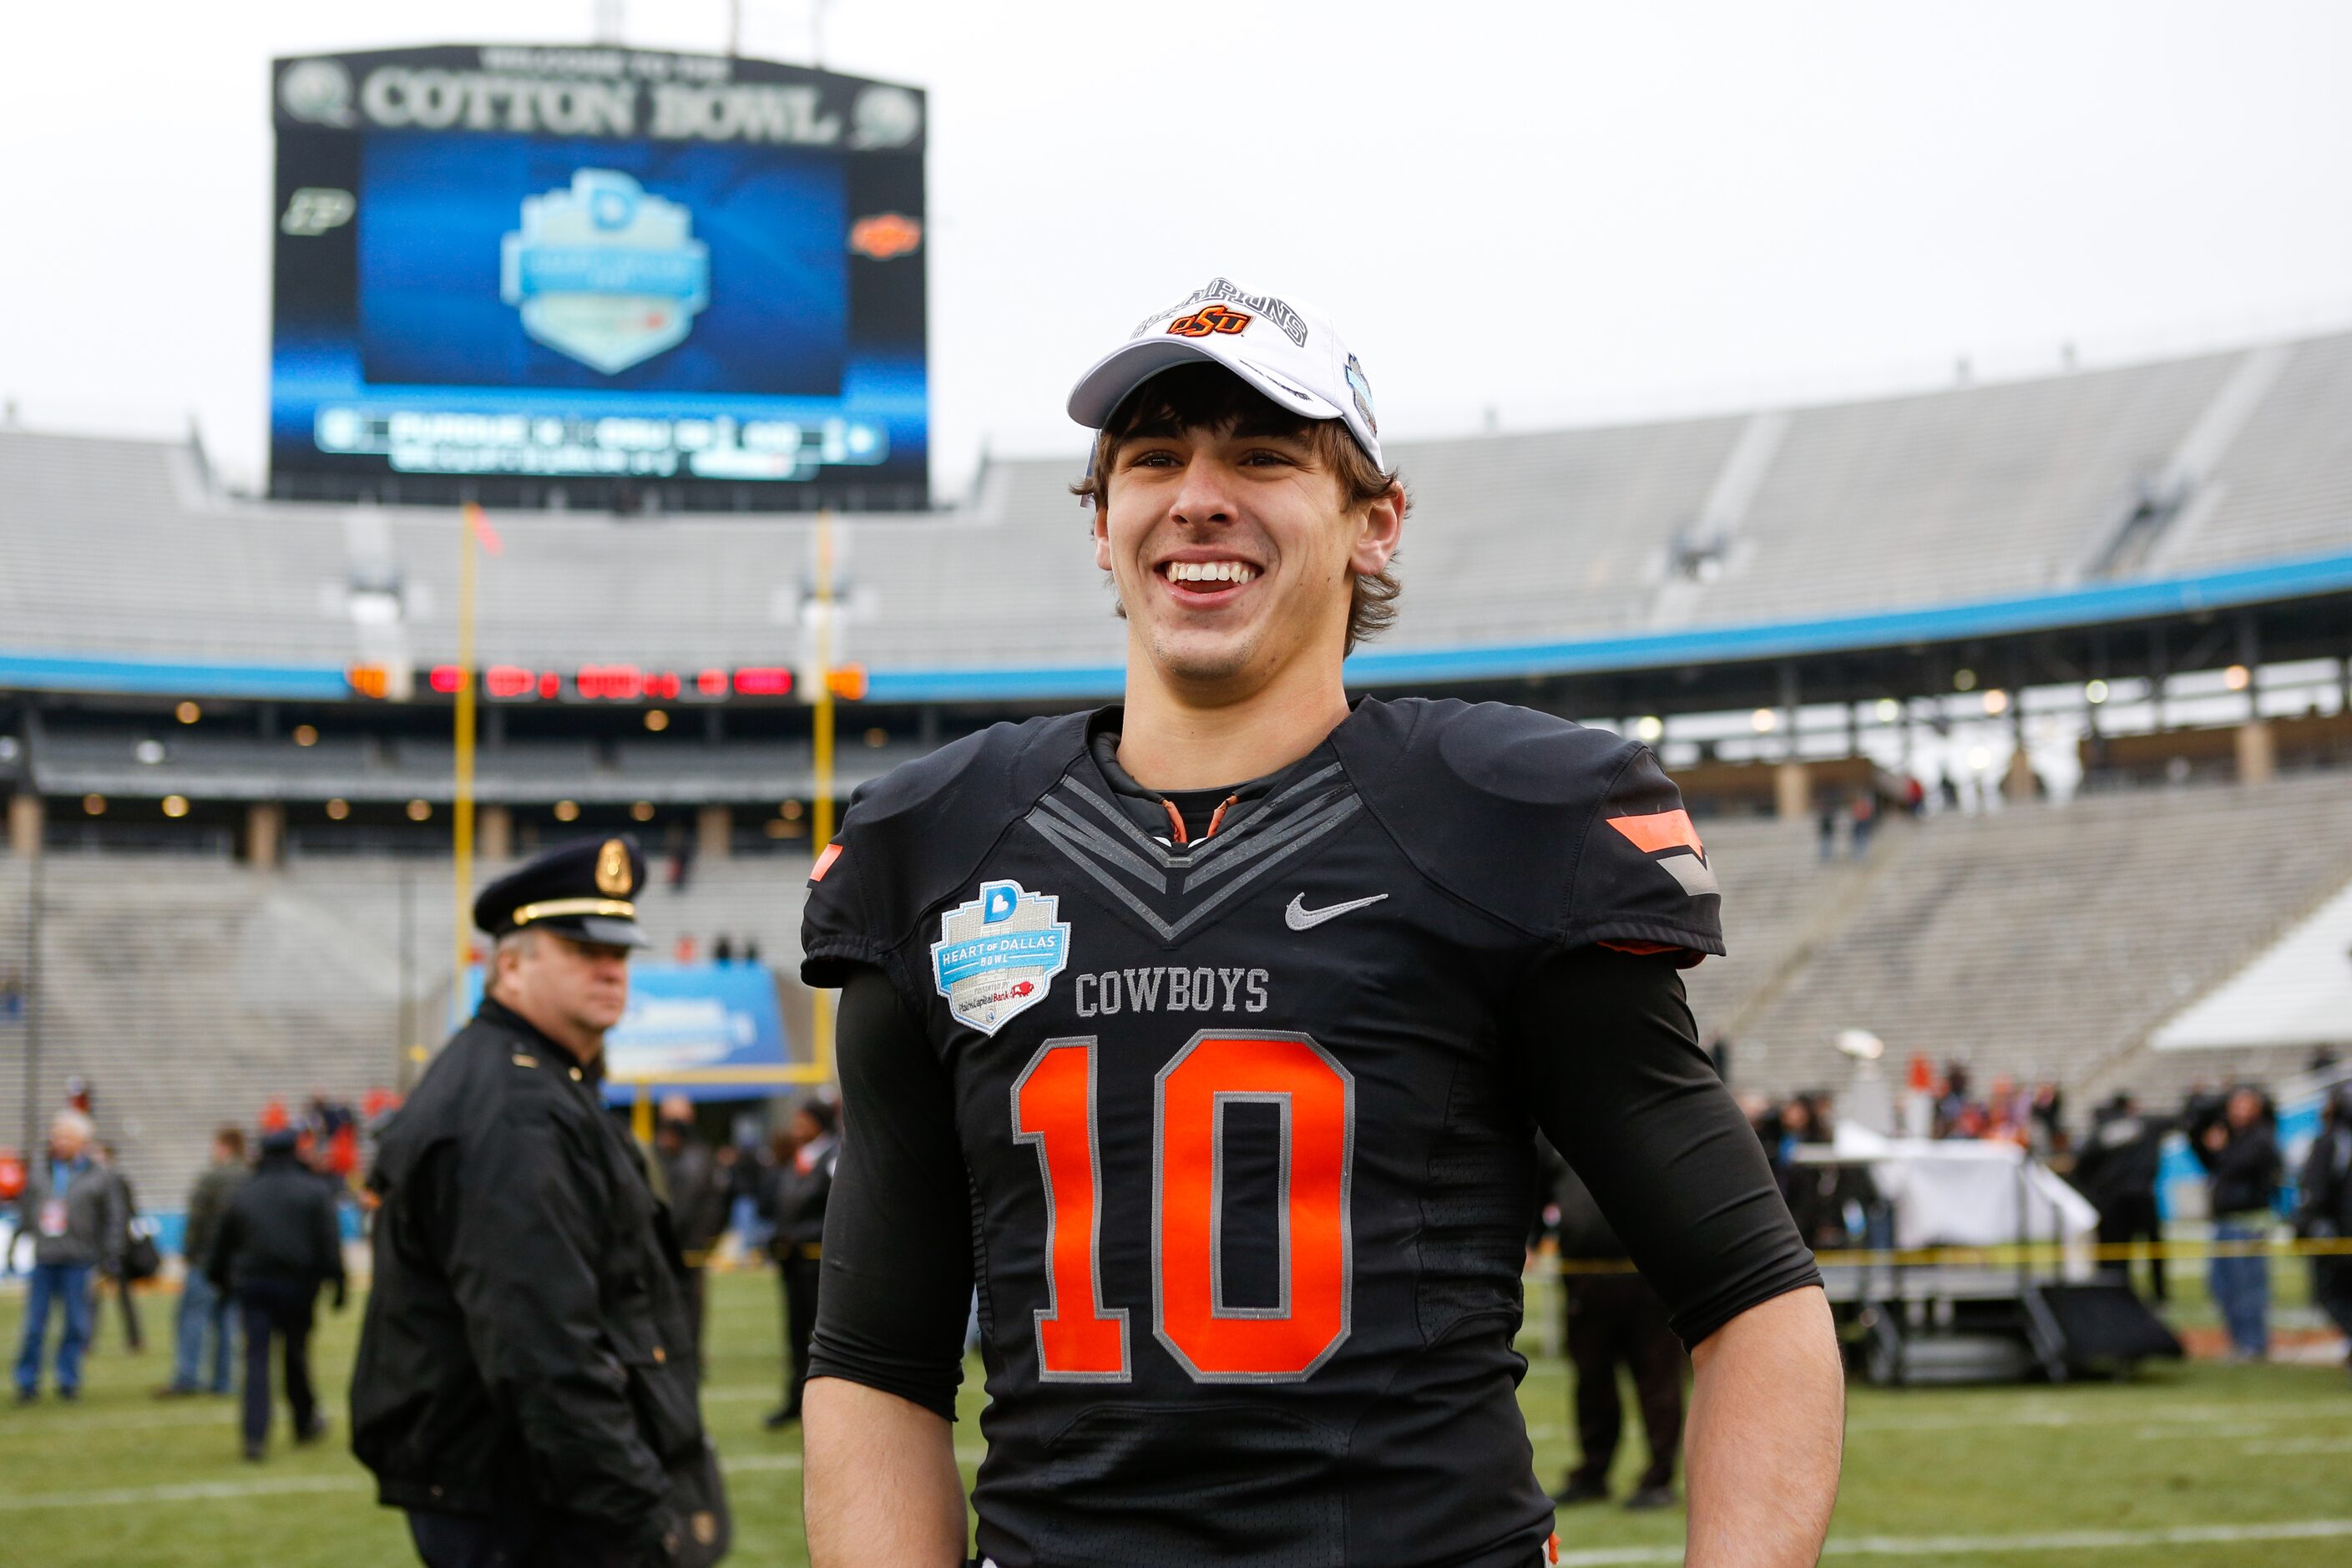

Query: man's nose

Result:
[1168,454,1239,527]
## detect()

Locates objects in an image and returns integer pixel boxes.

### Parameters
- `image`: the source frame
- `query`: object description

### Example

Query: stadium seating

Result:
[5,332,2351,678]
[10,773,2349,1204]
[2153,332,2352,573]
[1725,772,2352,1109]
[0,852,814,1204]
[23,725,928,806]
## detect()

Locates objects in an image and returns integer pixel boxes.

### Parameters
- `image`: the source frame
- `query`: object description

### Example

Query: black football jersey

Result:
[802,697,1726,1568]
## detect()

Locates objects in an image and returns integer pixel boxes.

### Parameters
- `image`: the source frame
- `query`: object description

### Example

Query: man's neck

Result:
[493,991,604,1068]
[1115,640,1352,792]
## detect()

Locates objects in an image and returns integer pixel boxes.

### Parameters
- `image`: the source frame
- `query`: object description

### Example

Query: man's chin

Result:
[1142,626,1260,688]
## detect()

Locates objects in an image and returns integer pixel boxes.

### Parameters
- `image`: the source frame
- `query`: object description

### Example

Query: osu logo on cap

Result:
[1167,303,1251,338]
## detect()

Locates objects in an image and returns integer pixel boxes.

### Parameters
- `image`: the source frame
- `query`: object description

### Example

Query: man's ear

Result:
[1349,480,1405,576]
[1092,500,1113,574]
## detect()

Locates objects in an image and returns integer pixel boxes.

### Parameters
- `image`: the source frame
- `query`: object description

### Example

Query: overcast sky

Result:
[4,0,2350,498]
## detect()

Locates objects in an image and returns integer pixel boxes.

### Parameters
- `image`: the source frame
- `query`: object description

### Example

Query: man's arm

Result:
[1510,946,1842,1565]
[1685,1287,1844,1564]
[205,1201,241,1294]
[804,1378,965,1567]
[313,1183,348,1306]
[802,966,974,1567]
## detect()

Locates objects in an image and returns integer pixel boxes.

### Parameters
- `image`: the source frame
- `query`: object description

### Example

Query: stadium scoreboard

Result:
[270,45,928,511]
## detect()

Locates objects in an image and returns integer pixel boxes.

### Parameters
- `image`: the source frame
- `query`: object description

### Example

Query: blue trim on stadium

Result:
[863,548,2352,702]
[0,652,352,700]
[5,548,2349,706]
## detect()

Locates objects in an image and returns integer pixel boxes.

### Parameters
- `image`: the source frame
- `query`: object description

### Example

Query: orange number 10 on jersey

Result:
[1013,1032,1355,1383]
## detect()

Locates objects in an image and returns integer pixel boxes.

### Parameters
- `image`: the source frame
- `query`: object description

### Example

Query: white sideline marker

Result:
[1555,1518,2352,1566]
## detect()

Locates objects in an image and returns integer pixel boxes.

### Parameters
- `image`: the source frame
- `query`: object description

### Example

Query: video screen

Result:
[270,46,928,509]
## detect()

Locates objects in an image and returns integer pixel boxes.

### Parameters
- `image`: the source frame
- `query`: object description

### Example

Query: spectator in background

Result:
[760,1098,838,1429]
[0,1147,24,1281]
[2294,1083,2352,1372]
[1849,791,1877,857]
[2072,1093,2170,1306]
[1815,798,1839,862]
[2193,1086,2281,1361]
[1536,1141,1684,1511]
[93,1142,145,1354]
[159,1126,248,1398]
[654,1095,731,1359]
[712,936,736,964]
[210,1127,346,1460]
[12,1110,121,1402]
[1775,1095,1870,1252]
[741,938,761,965]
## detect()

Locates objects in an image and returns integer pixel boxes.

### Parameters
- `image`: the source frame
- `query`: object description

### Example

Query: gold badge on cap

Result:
[595,839,633,896]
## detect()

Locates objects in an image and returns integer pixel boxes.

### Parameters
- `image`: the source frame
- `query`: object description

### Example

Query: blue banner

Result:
[463,961,793,1103]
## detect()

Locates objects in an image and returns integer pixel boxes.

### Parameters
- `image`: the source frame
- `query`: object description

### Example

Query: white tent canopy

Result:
[2152,877,2352,1052]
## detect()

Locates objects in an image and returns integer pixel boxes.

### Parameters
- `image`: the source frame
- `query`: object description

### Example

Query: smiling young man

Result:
[799,278,1844,1568]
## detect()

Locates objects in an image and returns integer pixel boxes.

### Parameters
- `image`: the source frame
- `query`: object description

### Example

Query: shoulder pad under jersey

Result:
[1333,697,1723,961]
[801,712,1091,990]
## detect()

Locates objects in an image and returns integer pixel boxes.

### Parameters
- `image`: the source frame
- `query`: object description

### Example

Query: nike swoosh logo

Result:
[1284,893,1388,931]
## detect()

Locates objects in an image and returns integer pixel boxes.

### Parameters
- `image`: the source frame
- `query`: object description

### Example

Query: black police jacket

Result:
[207,1148,345,1297]
[352,999,706,1554]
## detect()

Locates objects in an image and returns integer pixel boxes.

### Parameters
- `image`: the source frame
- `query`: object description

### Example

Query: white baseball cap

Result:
[1067,276,1383,468]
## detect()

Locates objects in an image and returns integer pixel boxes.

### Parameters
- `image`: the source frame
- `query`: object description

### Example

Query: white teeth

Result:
[1166,560,1257,584]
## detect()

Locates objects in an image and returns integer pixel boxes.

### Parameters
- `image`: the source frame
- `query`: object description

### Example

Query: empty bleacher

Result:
[6,331,2350,680]
[23,725,930,807]
[1717,773,2352,1106]
[0,852,815,1205]
[1686,348,2243,626]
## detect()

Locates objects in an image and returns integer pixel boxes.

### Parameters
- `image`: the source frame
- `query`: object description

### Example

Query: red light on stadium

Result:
[539,671,562,700]
[577,665,646,701]
[645,671,682,701]
[696,668,728,696]
[428,665,465,694]
[346,665,390,700]
[734,666,794,696]
[484,665,535,700]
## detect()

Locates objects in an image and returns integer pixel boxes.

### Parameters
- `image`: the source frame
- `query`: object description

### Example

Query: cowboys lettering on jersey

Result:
[800,698,1816,1568]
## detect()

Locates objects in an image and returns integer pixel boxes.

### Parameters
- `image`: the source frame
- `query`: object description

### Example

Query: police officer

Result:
[352,837,729,1567]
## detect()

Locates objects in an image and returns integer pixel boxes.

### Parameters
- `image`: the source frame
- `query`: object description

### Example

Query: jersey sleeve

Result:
[799,807,891,992]
[805,965,974,1420]
[1510,944,1819,1347]
[799,715,1092,996]
[1560,745,1723,964]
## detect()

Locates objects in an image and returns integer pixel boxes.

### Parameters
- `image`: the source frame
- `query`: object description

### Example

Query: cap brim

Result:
[551,914,654,950]
[1068,337,1348,432]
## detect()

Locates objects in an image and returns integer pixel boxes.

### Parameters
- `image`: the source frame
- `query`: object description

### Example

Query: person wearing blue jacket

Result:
[13,1110,124,1402]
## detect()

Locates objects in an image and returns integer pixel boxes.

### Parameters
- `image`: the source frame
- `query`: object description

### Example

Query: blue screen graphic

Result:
[270,63,928,505]
[357,134,847,396]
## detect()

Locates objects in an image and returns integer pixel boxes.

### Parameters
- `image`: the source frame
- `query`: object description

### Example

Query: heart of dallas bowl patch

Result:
[931,880,1071,1035]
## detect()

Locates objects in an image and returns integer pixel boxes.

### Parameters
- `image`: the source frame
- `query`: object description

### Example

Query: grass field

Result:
[3,1270,2348,1567]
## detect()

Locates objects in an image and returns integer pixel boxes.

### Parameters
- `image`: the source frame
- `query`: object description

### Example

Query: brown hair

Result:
[215,1125,245,1158]
[1071,363,1405,652]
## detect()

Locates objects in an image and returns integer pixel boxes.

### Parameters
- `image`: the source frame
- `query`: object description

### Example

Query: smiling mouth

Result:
[1156,559,1260,604]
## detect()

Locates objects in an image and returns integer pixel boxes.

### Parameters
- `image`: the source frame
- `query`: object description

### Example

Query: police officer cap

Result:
[473,835,651,949]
